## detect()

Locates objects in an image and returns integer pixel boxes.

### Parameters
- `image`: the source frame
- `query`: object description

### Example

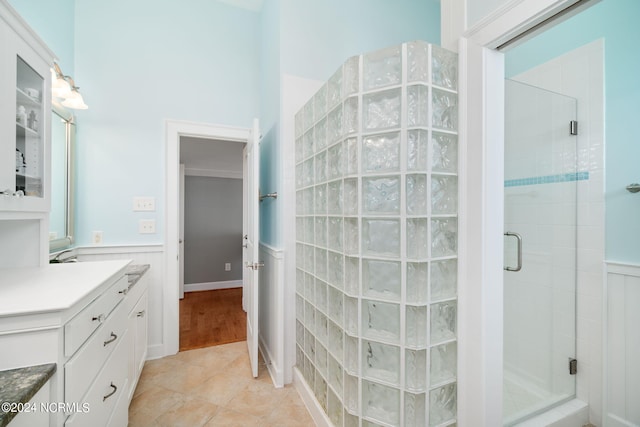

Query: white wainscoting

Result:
[77,244,165,360]
[258,243,284,388]
[184,280,242,293]
[605,262,640,427]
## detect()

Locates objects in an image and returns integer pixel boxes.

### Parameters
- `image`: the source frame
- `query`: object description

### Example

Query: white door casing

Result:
[179,163,185,300]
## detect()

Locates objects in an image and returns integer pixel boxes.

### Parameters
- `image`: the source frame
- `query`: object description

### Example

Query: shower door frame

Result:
[449,0,598,426]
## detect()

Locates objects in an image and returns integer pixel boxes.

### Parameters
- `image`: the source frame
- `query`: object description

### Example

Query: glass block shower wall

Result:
[294,41,458,427]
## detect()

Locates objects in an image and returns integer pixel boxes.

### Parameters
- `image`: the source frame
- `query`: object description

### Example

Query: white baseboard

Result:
[145,344,166,360]
[293,367,332,427]
[184,280,242,292]
[259,335,284,388]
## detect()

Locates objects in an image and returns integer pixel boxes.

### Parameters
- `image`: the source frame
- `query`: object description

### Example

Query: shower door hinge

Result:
[570,120,578,135]
[569,358,577,375]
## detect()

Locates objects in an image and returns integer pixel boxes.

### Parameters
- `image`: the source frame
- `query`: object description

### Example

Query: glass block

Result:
[431,301,457,344]
[429,383,457,426]
[328,65,343,110]
[303,158,314,187]
[305,244,315,274]
[407,219,429,259]
[345,296,358,336]
[328,354,344,398]
[407,129,428,171]
[364,45,402,90]
[328,286,344,327]
[303,128,314,160]
[304,188,314,215]
[315,373,328,412]
[314,84,327,125]
[431,259,457,301]
[405,392,427,427]
[345,218,359,255]
[431,218,458,257]
[407,174,428,215]
[328,105,343,145]
[305,272,315,303]
[304,327,316,359]
[431,342,457,385]
[328,181,343,215]
[296,243,304,270]
[364,89,401,131]
[296,162,304,190]
[408,85,429,127]
[296,190,304,215]
[345,138,359,176]
[345,411,359,427]
[328,251,344,289]
[316,312,329,345]
[328,142,344,180]
[345,373,359,412]
[345,256,360,296]
[296,295,304,321]
[362,300,400,342]
[316,279,327,314]
[363,176,400,214]
[315,118,328,153]
[362,132,400,173]
[432,175,458,215]
[304,98,314,131]
[363,421,386,427]
[295,110,305,139]
[408,40,429,83]
[432,45,458,90]
[344,178,358,216]
[344,96,359,134]
[344,55,360,96]
[315,184,327,215]
[405,349,427,392]
[362,259,401,301]
[296,320,304,347]
[296,268,304,296]
[316,248,328,281]
[315,150,327,184]
[305,300,315,330]
[312,218,325,249]
[362,218,400,258]
[304,217,314,245]
[316,342,328,379]
[363,340,400,384]
[297,345,304,369]
[432,132,458,173]
[296,136,304,163]
[432,89,458,131]
[328,388,343,427]
[407,262,428,305]
[362,380,400,425]
[406,305,428,348]
[345,334,359,374]
[328,321,344,362]
[304,355,314,389]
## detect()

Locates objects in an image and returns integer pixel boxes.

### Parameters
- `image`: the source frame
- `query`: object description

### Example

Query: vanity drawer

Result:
[64,275,128,357]
[64,328,129,427]
[65,301,126,405]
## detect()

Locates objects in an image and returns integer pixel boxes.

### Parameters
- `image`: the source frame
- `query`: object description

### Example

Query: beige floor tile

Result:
[129,386,185,418]
[155,398,219,427]
[149,362,216,394]
[128,407,162,427]
[187,371,250,406]
[203,407,263,427]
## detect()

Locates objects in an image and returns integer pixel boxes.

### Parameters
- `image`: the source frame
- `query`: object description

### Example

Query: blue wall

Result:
[506,0,640,263]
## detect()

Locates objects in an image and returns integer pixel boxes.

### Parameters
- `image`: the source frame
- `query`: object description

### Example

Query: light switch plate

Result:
[139,219,156,234]
[133,197,156,211]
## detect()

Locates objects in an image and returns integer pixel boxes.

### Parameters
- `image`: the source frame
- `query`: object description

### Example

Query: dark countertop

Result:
[0,363,56,427]
[125,264,150,291]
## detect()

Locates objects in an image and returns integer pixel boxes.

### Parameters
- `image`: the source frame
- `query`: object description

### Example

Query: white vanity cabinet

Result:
[0,0,53,213]
[126,272,149,403]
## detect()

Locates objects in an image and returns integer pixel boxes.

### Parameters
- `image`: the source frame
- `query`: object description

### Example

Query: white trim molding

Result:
[183,168,243,179]
[293,368,333,427]
[184,280,242,293]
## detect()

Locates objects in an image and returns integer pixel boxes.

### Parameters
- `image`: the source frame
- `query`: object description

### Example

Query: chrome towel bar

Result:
[259,192,278,202]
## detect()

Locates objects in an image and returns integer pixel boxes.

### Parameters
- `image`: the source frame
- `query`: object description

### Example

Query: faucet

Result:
[50,249,78,263]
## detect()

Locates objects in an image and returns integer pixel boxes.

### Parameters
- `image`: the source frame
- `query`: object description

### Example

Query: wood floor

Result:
[179,288,246,351]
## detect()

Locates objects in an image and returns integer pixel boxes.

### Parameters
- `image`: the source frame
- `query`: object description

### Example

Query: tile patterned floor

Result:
[128,341,315,426]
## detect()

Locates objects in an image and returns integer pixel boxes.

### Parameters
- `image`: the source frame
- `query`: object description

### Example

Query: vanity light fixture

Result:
[51,62,88,110]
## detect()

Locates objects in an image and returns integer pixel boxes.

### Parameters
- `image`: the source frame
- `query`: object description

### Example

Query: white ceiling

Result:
[180,136,244,179]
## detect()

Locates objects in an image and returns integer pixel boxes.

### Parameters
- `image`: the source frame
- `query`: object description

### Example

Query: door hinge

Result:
[569,358,577,375]
[570,120,578,135]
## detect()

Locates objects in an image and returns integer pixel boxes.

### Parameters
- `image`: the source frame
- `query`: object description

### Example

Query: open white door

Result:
[179,163,185,299]
[243,118,261,378]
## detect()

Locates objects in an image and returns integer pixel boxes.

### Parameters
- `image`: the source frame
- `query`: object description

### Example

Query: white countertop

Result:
[0,260,131,317]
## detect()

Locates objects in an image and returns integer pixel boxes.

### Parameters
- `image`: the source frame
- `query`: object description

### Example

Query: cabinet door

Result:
[134,292,148,376]
[0,20,50,212]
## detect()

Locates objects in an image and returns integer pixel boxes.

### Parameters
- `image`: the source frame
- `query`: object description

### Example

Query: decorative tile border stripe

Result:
[505,171,589,188]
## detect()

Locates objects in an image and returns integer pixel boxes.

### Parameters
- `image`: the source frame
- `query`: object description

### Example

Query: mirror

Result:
[49,103,75,251]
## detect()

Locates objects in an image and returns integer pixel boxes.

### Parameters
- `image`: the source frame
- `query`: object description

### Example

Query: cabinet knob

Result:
[92,314,105,323]
[118,287,128,295]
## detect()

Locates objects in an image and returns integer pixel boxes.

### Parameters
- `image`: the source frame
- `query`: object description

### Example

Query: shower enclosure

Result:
[503,79,578,425]
[295,41,459,426]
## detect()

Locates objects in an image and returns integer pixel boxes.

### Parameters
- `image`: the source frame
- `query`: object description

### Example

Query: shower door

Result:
[503,79,578,425]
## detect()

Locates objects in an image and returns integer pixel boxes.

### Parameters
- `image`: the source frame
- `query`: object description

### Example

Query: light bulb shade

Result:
[61,91,88,110]
[52,76,72,98]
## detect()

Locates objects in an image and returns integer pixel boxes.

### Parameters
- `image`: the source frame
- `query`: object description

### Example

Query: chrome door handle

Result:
[245,261,265,270]
[504,232,522,272]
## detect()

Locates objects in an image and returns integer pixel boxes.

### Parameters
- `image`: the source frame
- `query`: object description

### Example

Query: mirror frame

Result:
[49,102,76,251]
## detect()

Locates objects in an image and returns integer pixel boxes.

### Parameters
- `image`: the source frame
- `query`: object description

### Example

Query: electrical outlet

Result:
[133,197,156,212]
[92,231,103,244]
[225,262,231,271]
[139,219,156,234]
